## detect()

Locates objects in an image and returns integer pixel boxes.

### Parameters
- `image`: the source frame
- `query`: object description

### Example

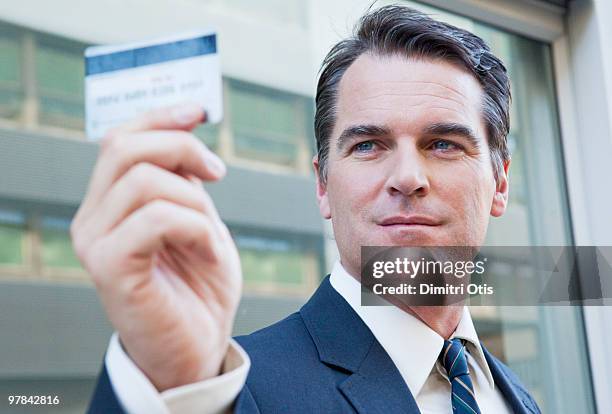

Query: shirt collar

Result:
[450,305,495,389]
[329,260,495,396]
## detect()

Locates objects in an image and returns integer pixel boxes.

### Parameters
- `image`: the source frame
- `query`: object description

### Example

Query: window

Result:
[0,209,86,281]
[228,80,312,168]
[0,24,22,121]
[0,209,26,266]
[40,216,81,269]
[473,25,590,412]
[0,21,87,133]
[232,227,323,297]
[0,209,327,292]
[35,37,85,130]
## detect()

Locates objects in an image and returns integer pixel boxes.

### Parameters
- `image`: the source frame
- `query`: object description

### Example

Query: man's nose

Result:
[385,145,430,198]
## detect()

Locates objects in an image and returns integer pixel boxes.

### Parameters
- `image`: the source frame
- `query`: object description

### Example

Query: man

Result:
[75,5,541,414]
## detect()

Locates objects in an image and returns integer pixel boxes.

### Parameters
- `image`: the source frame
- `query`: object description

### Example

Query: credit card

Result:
[84,30,222,140]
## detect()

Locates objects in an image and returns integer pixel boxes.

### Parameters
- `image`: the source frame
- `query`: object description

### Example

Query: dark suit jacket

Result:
[88,276,542,413]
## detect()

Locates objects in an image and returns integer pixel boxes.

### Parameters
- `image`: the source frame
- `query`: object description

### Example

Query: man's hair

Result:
[314,5,511,184]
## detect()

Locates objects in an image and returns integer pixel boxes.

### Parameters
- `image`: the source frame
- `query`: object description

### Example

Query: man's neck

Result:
[403,305,463,340]
[342,262,463,339]
[381,292,463,339]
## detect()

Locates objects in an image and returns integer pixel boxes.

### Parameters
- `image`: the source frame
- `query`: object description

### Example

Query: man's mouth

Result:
[378,215,441,226]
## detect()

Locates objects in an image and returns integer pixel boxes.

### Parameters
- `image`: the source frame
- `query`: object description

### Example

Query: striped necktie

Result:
[439,338,482,414]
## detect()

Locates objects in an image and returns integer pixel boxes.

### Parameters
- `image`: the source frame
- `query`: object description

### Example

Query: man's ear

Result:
[490,159,510,217]
[313,155,331,219]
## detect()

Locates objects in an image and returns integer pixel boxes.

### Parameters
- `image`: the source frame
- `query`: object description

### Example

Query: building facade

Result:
[0,0,611,413]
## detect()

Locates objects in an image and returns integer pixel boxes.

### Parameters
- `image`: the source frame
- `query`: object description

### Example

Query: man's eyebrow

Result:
[336,124,390,151]
[423,122,481,148]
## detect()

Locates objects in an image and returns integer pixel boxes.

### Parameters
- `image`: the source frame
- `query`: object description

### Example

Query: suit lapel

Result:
[338,340,421,414]
[300,276,420,414]
[482,345,539,414]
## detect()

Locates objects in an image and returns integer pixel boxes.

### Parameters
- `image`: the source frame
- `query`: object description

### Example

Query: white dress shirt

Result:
[329,261,512,413]
[106,335,249,414]
[106,260,512,413]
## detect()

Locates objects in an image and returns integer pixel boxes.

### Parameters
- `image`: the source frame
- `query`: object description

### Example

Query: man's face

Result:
[314,53,509,278]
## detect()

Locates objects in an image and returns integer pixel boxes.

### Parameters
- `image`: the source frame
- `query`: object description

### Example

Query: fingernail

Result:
[205,152,226,176]
[171,104,202,125]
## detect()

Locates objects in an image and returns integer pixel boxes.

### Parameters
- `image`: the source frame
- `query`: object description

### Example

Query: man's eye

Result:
[354,141,375,152]
[432,140,460,151]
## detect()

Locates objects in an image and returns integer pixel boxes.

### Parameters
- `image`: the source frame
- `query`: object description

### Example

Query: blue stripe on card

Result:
[85,34,216,75]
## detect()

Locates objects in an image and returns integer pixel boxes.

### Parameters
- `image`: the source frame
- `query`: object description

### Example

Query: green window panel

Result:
[240,249,308,286]
[0,209,26,265]
[231,83,297,136]
[233,232,320,290]
[234,131,298,165]
[40,216,81,269]
[35,38,85,130]
[0,25,23,121]
[229,81,305,166]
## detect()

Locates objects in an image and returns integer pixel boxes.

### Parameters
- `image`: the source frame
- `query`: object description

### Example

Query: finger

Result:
[91,200,220,288]
[74,103,207,240]
[79,130,225,219]
[184,174,231,239]
[185,174,233,242]
[81,163,224,245]
[106,102,206,136]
